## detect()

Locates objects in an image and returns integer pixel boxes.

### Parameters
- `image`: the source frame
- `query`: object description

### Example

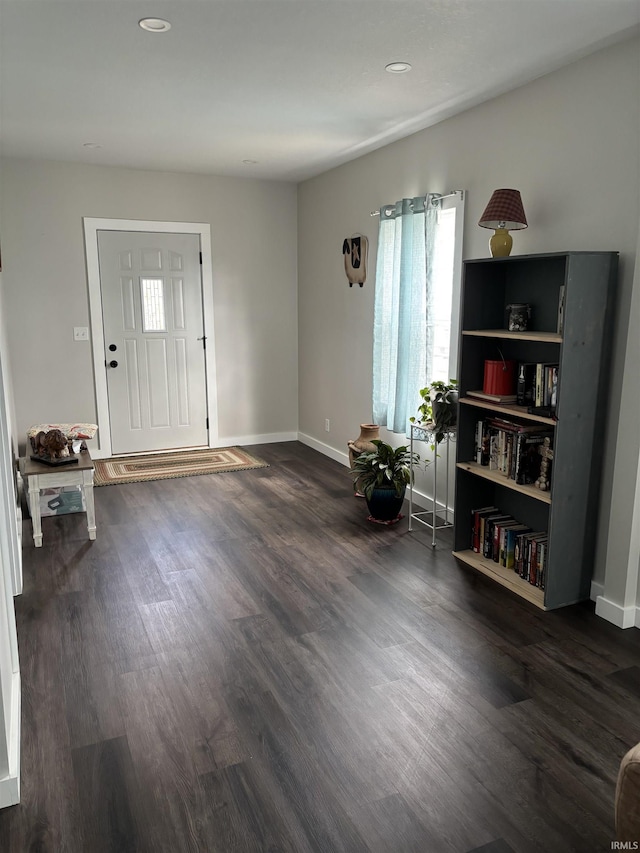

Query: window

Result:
[140,278,166,332]
[373,191,465,434]
[428,202,464,382]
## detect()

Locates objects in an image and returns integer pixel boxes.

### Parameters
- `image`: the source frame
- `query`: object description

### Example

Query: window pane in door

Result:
[141,278,166,332]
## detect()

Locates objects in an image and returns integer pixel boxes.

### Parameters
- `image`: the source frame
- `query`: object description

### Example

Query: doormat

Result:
[94,447,269,486]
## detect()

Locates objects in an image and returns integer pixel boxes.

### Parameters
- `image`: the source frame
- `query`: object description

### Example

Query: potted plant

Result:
[410,379,458,445]
[349,439,419,523]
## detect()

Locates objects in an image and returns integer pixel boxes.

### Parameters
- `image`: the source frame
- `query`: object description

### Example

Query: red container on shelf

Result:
[483,359,517,396]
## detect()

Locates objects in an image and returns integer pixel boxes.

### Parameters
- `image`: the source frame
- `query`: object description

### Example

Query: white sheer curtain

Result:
[373,193,449,434]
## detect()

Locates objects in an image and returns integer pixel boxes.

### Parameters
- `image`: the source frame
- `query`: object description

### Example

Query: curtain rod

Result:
[370,190,464,216]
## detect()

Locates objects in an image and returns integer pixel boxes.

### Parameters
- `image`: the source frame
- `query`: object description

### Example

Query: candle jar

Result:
[506,303,531,332]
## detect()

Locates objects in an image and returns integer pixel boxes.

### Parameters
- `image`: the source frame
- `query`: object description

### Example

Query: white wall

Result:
[297,37,640,591]
[0,161,299,451]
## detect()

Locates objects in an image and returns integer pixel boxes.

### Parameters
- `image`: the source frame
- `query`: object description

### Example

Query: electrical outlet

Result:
[74,326,89,341]
[325,419,330,432]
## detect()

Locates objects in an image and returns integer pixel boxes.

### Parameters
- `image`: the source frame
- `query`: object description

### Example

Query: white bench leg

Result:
[28,476,43,547]
[83,471,96,540]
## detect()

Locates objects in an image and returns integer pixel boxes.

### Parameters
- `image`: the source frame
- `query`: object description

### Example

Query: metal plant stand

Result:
[408,422,456,547]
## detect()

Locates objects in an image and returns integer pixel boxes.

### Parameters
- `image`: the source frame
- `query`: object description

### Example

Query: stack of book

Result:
[475,416,553,487]
[471,506,548,588]
[516,361,559,409]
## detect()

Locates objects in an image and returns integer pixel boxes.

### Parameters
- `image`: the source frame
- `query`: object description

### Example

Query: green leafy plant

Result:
[409,379,458,445]
[349,439,419,501]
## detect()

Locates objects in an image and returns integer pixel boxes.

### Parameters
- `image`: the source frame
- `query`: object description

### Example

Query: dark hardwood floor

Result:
[1,440,639,852]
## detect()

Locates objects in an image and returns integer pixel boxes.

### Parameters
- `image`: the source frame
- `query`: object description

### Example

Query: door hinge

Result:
[197,335,207,349]
[206,417,209,429]
[199,252,202,264]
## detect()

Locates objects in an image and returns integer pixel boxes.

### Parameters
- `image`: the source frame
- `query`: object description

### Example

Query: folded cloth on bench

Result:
[27,423,98,441]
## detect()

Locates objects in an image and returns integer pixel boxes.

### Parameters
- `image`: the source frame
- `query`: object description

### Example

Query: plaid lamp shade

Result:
[478,189,528,230]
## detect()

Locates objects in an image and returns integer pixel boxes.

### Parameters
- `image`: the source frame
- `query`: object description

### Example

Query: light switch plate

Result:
[74,327,89,341]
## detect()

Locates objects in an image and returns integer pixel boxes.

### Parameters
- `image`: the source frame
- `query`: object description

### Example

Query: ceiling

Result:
[1,1,638,183]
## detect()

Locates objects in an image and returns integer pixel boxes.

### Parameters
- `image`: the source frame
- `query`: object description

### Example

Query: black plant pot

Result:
[431,392,458,429]
[366,486,405,522]
[430,394,458,444]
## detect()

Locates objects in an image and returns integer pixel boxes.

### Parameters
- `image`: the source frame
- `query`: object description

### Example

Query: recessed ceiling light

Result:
[385,62,412,74]
[83,142,102,149]
[139,18,172,33]
[242,159,258,165]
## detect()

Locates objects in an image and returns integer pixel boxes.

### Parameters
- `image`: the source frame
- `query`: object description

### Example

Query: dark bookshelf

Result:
[453,252,618,610]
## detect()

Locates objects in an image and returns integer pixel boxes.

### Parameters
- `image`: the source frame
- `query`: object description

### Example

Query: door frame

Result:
[0,351,21,598]
[83,218,219,459]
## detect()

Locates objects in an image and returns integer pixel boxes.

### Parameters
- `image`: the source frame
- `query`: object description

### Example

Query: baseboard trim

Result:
[297,433,350,467]
[595,595,640,629]
[0,671,20,808]
[590,580,604,602]
[89,432,299,460]
[220,432,299,448]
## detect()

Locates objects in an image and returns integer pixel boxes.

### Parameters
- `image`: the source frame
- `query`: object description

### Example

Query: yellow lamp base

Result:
[489,228,513,257]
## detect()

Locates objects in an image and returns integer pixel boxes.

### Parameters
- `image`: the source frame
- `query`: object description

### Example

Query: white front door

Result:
[97,231,208,454]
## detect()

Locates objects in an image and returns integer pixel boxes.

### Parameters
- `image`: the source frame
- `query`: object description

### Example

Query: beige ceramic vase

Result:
[347,423,380,467]
[348,424,380,495]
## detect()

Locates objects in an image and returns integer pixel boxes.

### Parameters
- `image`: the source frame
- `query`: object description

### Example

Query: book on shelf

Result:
[486,416,544,434]
[475,420,483,464]
[535,363,559,407]
[480,421,490,466]
[482,417,524,476]
[492,517,515,563]
[505,525,530,569]
[544,366,552,407]
[489,430,500,471]
[514,532,526,577]
[513,429,550,483]
[471,506,499,553]
[544,365,559,408]
[528,536,538,584]
[539,364,559,407]
[467,389,517,404]
[479,510,500,554]
[535,364,543,408]
[516,432,553,485]
[516,362,537,407]
[550,367,558,409]
[515,531,530,579]
[474,416,554,487]
[496,520,523,565]
[529,535,548,586]
[516,361,559,411]
[516,531,546,582]
[483,514,512,559]
[505,431,514,477]
[471,504,547,578]
[537,540,547,589]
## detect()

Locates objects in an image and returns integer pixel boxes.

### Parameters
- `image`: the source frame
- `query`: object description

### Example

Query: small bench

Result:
[20,449,96,548]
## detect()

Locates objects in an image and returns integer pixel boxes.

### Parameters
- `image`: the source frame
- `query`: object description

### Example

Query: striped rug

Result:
[94,447,269,486]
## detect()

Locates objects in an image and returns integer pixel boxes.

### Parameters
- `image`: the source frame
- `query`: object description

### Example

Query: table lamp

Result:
[478,189,528,257]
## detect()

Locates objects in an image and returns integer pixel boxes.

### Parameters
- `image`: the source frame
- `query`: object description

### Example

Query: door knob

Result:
[109,360,118,369]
